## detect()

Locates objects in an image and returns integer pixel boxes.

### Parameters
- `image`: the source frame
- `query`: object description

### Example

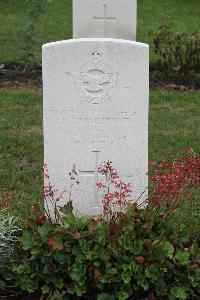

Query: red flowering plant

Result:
[96,161,134,220]
[148,150,200,219]
[29,163,60,224]
[13,151,200,299]
[32,150,199,224]
[41,163,61,224]
[31,163,80,225]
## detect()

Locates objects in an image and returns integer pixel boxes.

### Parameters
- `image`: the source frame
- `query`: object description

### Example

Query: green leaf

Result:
[155,279,166,296]
[62,222,70,229]
[97,293,115,300]
[154,241,174,260]
[140,278,149,291]
[129,261,138,274]
[78,216,92,229]
[79,239,89,250]
[135,272,149,291]
[188,268,199,287]
[119,234,133,250]
[178,232,189,245]
[69,261,86,282]
[126,204,136,217]
[175,251,189,265]
[53,252,67,264]
[118,291,129,300]
[74,283,86,297]
[106,267,118,276]
[72,245,82,256]
[38,223,52,240]
[132,240,144,255]
[170,286,187,299]
[163,241,174,258]
[145,265,159,281]
[121,270,131,284]
[50,291,67,300]
[21,233,34,250]
[54,277,64,289]
[100,273,113,284]
[20,277,38,293]
[31,246,42,256]
[41,285,49,294]
[96,222,107,245]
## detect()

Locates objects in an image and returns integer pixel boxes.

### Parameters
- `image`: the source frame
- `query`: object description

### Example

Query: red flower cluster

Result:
[42,163,55,200]
[97,161,133,217]
[42,185,55,198]
[98,161,120,180]
[43,163,50,180]
[149,151,200,206]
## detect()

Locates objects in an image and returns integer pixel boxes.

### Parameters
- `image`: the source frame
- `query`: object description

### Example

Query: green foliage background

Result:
[0,0,199,66]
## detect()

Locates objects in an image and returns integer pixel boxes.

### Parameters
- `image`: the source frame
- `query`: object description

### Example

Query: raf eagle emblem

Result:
[66,51,117,104]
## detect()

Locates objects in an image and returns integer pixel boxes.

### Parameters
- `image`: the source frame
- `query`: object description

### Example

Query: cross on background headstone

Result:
[73,0,137,40]
[94,4,116,37]
[79,151,100,207]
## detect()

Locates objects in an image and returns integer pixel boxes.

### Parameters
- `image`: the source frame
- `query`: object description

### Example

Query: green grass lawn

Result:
[0,0,199,65]
[0,89,199,234]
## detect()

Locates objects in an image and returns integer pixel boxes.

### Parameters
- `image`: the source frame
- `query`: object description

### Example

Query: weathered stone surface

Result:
[73,0,137,40]
[43,38,149,216]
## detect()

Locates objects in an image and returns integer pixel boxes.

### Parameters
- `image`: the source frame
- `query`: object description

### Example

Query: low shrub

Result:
[0,208,21,296]
[0,189,21,262]
[13,205,200,299]
[152,25,200,87]
[12,152,200,299]
[0,213,20,260]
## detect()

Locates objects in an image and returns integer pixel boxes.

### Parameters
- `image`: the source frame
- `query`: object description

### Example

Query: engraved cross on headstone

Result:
[79,151,101,208]
[94,4,116,37]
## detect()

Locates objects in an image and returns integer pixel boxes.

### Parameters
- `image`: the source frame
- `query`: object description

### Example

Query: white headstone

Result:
[43,38,149,216]
[73,0,137,40]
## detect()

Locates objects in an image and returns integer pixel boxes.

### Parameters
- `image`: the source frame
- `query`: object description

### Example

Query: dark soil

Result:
[0,289,41,300]
[0,64,42,92]
[0,64,199,92]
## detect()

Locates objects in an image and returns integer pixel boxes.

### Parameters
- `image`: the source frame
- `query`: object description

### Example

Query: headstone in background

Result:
[43,38,149,216]
[73,0,137,40]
